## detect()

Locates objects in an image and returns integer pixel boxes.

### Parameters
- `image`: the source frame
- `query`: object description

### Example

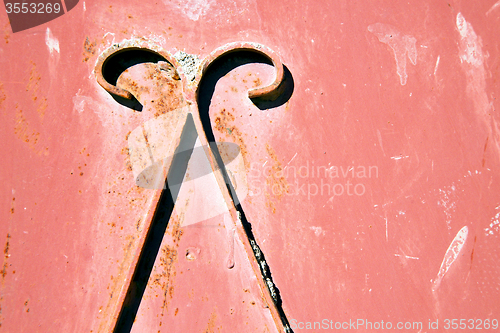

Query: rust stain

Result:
[83,37,97,62]
[155,245,178,325]
[470,235,477,271]
[27,61,47,120]
[14,105,47,155]
[265,144,288,213]
[3,23,9,44]
[0,82,6,115]
[10,197,14,215]
[253,77,262,87]
[116,62,184,118]
[14,107,39,144]
[145,62,182,117]
[482,136,489,167]
[0,296,3,327]
[1,234,11,281]
[214,108,249,168]
[97,234,137,332]
[205,308,222,332]
[156,213,184,328]
[121,147,133,171]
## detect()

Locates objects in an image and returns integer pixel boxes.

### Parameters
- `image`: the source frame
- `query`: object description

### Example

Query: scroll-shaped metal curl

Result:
[95,40,182,100]
[193,42,293,332]
[196,42,285,101]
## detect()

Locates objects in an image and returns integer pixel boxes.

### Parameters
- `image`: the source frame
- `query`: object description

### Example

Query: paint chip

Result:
[432,226,468,291]
[368,23,417,85]
[45,28,59,54]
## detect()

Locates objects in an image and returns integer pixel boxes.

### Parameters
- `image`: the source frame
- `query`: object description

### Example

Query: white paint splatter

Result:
[456,13,483,67]
[72,94,98,114]
[485,205,500,236]
[45,27,59,54]
[390,154,409,160]
[456,13,500,161]
[310,226,325,236]
[172,0,214,21]
[368,23,417,85]
[432,226,468,292]
[436,184,459,230]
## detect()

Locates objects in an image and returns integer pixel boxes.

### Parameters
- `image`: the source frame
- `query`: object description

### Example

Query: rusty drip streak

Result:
[141,125,156,165]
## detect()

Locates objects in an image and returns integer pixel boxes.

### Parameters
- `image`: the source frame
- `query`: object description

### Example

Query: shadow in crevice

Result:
[197,51,294,332]
[113,114,198,333]
[252,65,294,110]
[100,49,174,111]
[111,93,143,112]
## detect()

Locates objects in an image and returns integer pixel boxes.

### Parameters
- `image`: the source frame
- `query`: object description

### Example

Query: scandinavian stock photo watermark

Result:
[248,161,379,200]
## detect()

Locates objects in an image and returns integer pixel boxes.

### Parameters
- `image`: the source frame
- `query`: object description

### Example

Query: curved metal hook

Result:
[95,40,181,100]
[197,42,285,100]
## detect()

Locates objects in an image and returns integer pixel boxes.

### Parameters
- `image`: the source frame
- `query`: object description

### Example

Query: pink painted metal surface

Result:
[1,0,500,332]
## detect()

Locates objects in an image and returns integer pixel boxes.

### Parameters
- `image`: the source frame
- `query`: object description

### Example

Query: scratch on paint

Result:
[285,152,298,167]
[384,214,388,242]
[431,226,468,292]
[434,55,440,75]
[390,155,409,160]
[368,23,417,85]
[394,254,419,260]
[376,129,386,156]
[486,1,500,16]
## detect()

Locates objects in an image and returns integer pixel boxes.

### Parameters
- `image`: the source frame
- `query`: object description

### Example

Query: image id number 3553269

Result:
[443,318,498,330]
[5,2,61,14]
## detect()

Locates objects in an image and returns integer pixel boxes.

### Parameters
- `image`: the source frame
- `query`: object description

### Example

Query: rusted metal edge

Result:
[190,114,291,333]
[94,40,187,333]
[192,42,290,332]
[96,112,191,333]
[96,183,164,333]
[195,41,285,101]
[95,39,185,100]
